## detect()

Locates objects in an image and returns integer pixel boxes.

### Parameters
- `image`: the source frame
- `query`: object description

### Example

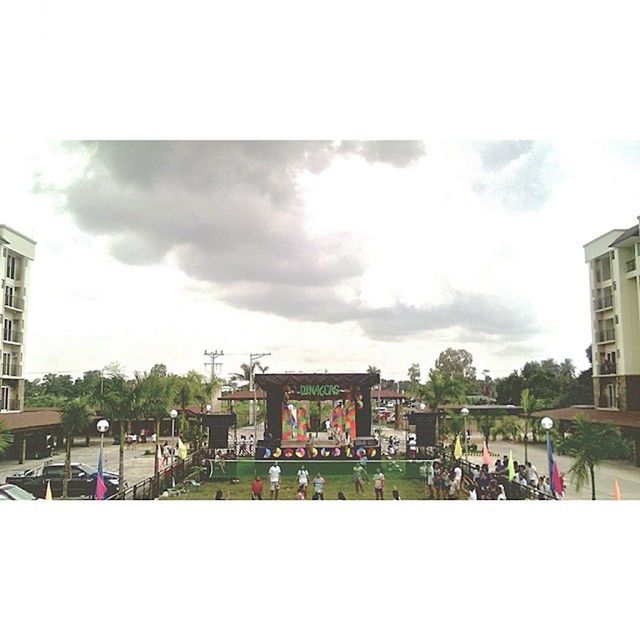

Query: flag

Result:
[482,440,491,467]
[552,462,564,498]
[453,435,462,460]
[177,437,188,460]
[507,450,515,481]
[45,481,53,501]
[546,430,555,492]
[157,444,164,470]
[95,448,107,501]
[613,478,622,500]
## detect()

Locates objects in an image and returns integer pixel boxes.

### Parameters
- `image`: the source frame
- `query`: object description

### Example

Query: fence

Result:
[441,451,556,500]
[106,449,206,500]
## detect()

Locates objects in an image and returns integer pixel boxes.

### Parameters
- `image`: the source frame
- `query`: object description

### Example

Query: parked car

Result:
[5,462,124,499]
[0,484,37,500]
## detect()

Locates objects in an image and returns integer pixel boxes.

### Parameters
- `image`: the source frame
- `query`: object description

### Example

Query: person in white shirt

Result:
[452,465,462,495]
[268,462,282,500]
[297,465,309,499]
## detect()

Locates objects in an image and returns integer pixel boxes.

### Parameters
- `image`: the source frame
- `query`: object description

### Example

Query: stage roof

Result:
[254,372,380,389]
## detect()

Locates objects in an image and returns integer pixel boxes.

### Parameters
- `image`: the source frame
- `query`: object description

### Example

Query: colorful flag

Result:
[95,448,107,501]
[45,480,53,501]
[177,437,188,460]
[453,435,462,460]
[613,478,622,500]
[546,430,555,492]
[507,450,515,481]
[552,462,564,498]
[482,440,491,466]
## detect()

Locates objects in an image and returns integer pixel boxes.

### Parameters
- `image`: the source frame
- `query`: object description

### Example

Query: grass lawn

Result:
[163,475,465,500]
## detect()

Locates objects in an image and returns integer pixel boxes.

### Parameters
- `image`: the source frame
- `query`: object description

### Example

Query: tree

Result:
[419,370,465,436]
[60,398,91,499]
[0,422,14,456]
[520,388,543,461]
[477,410,506,446]
[433,348,476,383]
[136,370,174,477]
[102,375,135,489]
[150,363,168,377]
[557,415,630,500]
[407,363,421,396]
[367,365,381,376]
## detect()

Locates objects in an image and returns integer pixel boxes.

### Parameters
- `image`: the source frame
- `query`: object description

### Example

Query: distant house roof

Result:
[219,390,267,401]
[531,407,640,430]
[1,409,62,433]
[610,224,639,247]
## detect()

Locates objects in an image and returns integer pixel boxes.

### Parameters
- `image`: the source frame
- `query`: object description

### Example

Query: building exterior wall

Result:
[0,225,36,414]
[585,218,640,412]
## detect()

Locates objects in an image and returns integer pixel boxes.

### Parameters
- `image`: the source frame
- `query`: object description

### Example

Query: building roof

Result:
[609,224,639,247]
[219,390,267,401]
[254,372,380,389]
[0,409,62,433]
[531,407,640,430]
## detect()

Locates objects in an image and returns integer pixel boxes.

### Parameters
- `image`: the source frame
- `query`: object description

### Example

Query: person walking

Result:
[251,476,264,500]
[297,465,309,499]
[313,473,326,500]
[268,461,282,500]
[373,468,385,500]
[352,462,365,496]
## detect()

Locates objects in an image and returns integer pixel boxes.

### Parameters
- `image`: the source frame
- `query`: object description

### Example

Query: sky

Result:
[3,140,640,383]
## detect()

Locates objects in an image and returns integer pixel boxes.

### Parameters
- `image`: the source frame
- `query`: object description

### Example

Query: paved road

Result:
[0,439,157,487]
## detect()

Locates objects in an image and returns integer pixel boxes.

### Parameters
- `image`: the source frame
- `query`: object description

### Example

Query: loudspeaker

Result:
[204,413,236,449]
[413,412,438,446]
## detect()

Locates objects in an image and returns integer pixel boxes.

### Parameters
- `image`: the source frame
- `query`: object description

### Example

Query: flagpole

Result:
[542,417,554,495]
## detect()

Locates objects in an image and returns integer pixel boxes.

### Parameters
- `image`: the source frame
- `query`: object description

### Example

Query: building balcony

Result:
[4,295,24,311]
[2,331,23,344]
[598,361,617,376]
[594,295,613,311]
[2,364,22,378]
[596,329,615,344]
[626,258,637,273]
[0,398,21,412]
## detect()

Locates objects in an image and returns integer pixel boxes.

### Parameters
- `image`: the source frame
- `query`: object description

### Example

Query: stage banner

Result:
[282,402,309,442]
[256,444,381,461]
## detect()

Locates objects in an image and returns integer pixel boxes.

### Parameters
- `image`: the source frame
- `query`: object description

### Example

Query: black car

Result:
[5,462,124,499]
[0,484,37,500]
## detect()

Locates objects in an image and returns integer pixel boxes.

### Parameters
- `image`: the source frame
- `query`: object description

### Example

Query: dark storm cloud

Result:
[473,141,557,212]
[55,141,536,342]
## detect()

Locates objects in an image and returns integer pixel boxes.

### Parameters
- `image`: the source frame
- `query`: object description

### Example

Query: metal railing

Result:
[106,449,206,500]
[596,329,615,343]
[626,258,636,273]
[2,364,22,377]
[4,295,24,310]
[595,294,613,310]
[599,360,617,375]
[441,451,556,500]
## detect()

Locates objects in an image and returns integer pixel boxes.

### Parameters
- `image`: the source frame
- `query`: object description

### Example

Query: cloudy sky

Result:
[3,140,639,382]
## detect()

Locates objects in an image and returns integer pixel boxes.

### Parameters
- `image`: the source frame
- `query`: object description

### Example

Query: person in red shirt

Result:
[251,476,264,500]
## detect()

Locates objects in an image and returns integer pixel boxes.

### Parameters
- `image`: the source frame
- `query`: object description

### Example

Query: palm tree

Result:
[102,375,135,489]
[0,421,14,456]
[520,389,542,462]
[558,415,630,500]
[419,370,465,439]
[477,410,506,446]
[60,397,91,499]
[136,370,174,476]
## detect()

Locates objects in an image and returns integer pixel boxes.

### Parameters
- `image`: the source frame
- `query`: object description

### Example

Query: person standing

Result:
[352,463,365,495]
[297,465,309,499]
[373,468,385,500]
[313,473,326,500]
[251,476,264,500]
[248,434,255,456]
[268,461,281,500]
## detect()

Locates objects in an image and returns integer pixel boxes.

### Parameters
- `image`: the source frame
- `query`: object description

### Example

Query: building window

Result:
[1,386,9,411]
[6,255,16,280]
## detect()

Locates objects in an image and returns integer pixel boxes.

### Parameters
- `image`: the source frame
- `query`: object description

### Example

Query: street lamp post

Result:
[542,416,554,496]
[461,407,469,462]
[170,409,178,485]
[96,419,109,464]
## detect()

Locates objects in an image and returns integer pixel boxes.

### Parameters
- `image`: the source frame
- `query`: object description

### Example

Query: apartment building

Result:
[584,216,640,411]
[0,225,36,413]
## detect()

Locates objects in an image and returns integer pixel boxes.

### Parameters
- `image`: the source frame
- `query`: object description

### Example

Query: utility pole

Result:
[250,352,271,442]
[204,350,224,384]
